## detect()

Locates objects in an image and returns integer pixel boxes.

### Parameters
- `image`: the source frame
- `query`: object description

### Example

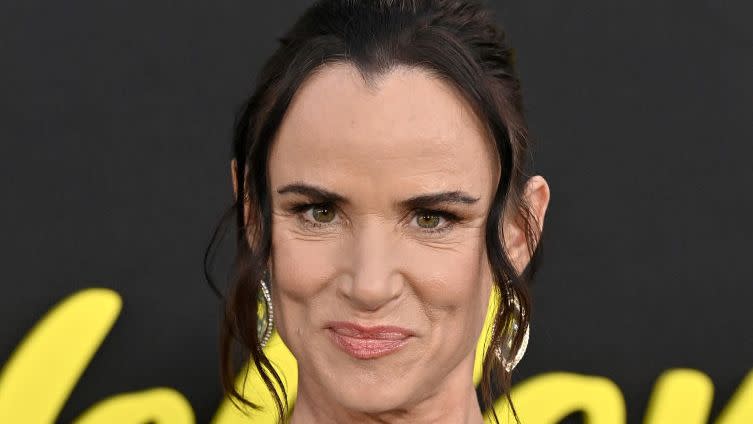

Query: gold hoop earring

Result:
[494,278,530,372]
[257,273,274,348]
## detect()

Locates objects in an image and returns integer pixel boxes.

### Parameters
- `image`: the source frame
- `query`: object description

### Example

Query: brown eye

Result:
[416,212,441,228]
[312,205,336,223]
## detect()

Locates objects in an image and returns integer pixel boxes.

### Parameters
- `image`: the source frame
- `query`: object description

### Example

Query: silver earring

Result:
[494,278,530,372]
[257,273,274,348]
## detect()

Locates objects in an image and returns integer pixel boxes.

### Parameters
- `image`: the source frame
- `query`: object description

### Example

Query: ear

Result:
[230,158,273,271]
[502,175,551,274]
[230,158,238,199]
[230,157,250,236]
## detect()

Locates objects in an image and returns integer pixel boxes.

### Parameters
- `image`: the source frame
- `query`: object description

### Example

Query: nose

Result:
[338,220,403,312]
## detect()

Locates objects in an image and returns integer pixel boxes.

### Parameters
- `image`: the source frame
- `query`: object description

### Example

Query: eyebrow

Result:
[276,182,480,209]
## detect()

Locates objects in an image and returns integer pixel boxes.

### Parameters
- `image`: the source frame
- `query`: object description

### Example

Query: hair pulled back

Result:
[204,1,544,422]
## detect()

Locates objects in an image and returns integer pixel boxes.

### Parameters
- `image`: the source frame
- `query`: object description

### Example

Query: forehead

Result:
[268,63,499,200]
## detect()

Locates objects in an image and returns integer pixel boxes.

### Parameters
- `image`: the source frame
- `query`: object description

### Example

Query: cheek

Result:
[404,241,488,310]
[268,223,345,352]
[269,225,343,299]
[407,241,491,351]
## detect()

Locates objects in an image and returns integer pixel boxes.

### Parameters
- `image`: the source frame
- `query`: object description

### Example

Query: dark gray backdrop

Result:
[2,1,752,423]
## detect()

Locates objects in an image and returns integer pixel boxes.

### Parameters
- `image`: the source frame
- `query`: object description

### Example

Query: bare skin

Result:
[231,62,550,423]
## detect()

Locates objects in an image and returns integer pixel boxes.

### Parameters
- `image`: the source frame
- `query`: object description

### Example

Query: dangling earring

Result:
[494,277,530,372]
[257,269,274,348]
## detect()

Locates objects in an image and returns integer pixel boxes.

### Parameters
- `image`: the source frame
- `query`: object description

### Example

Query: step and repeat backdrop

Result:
[1,1,751,423]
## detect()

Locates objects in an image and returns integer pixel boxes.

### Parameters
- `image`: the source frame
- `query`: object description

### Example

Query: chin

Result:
[332,381,413,414]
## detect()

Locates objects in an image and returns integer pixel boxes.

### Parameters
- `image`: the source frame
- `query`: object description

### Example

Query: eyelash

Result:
[287,202,460,235]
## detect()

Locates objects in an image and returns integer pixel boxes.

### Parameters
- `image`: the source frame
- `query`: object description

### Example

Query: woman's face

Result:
[266,63,501,414]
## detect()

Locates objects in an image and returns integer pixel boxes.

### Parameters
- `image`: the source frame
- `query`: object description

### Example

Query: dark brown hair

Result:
[204,1,544,423]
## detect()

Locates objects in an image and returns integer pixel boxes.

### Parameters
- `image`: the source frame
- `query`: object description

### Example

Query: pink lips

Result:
[326,321,414,360]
